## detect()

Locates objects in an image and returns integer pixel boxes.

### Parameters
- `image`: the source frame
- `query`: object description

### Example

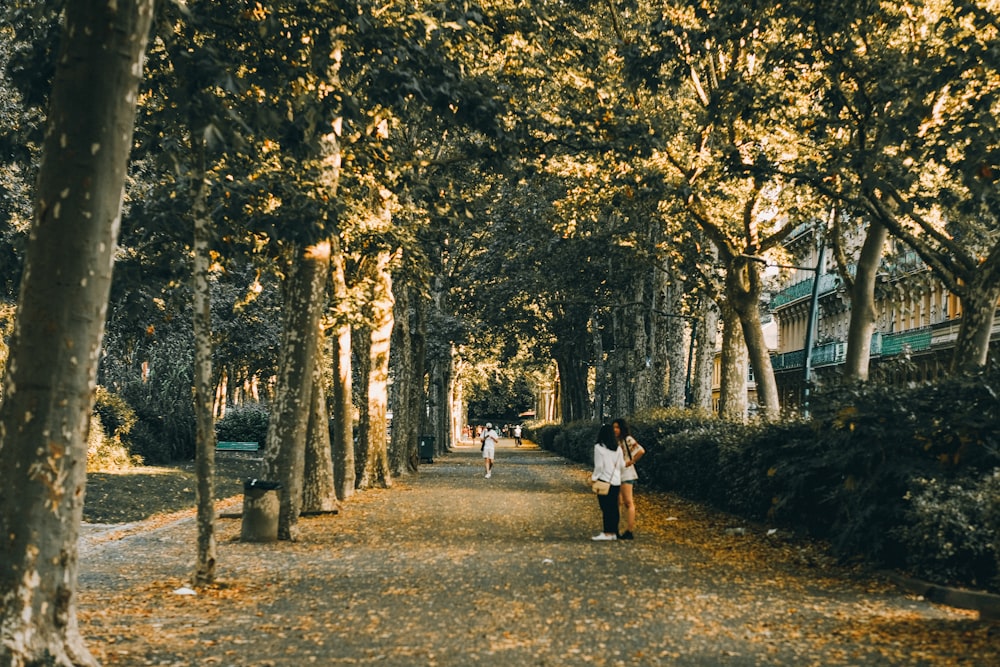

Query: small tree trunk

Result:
[263,243,329,540]
[727,259,779,420]
[302,328,338,513]
[843,221,889,381]
[358,251,395,489]
[661,270,688,408]
[389,279,420,474]
[952,277,1000,373]
[330,236,355,500]
[692,297,720,410]
[718,300,749,422]
[191,171,217,586]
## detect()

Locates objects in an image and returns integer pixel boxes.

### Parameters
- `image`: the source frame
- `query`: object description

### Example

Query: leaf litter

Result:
[78,443,998,666]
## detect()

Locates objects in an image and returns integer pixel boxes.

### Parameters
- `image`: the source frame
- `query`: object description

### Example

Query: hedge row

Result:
[529,375,1000,594]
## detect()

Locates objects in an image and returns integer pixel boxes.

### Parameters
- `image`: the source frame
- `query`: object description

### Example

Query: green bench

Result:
[216,441,260,453]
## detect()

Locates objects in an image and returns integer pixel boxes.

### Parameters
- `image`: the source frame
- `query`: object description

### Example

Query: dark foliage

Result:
[215,402,269,447]
[530,370,1000,593]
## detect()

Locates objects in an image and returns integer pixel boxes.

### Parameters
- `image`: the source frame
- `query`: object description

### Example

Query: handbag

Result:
[591,479,611,495]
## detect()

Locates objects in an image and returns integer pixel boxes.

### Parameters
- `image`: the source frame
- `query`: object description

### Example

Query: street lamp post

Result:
[800,231,827,417]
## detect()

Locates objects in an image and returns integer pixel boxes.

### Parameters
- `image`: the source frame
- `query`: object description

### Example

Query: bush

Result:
[893,472,1000,589]
[216,403,269,446]
[93,386,137,440]
[531,373,1000,593]
[87,414,142,471]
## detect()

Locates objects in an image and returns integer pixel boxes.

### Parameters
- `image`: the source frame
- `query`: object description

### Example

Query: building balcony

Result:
[772,331,911,371]
[876,327,933,356]
[771,340,845,371]
[770,272,841,308]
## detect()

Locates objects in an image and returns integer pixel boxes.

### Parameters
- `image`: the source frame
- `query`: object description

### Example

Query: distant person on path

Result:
[614,418,645,540]
[482,422,499,478]
[513,424,522,447]
[591,423,625,541]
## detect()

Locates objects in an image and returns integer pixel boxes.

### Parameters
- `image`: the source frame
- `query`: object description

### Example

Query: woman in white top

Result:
[614,418,645,540]
[591,423,625,541]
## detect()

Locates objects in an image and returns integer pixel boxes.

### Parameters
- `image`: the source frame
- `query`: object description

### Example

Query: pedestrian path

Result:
[77,442,997,666]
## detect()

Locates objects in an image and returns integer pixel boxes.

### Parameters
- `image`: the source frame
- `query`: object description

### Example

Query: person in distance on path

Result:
[482,422,499,478]
[591,423,625,541]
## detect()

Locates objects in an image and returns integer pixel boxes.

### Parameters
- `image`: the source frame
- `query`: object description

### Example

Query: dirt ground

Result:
[78,441,998,666]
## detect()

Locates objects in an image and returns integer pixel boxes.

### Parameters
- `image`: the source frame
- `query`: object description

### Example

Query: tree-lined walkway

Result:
[78,442,996,666]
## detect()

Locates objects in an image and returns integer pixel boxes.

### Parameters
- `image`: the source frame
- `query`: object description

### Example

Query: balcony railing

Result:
[771,348,805,371]
[880,327,933,356]
[769,272,841,308]
[811,341,846,367]
[772,332,891,371]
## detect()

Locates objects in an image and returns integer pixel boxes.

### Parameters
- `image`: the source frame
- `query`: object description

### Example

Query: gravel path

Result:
[77,441,997,666]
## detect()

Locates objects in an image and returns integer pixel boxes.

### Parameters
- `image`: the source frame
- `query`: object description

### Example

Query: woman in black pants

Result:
[591,423,625,541]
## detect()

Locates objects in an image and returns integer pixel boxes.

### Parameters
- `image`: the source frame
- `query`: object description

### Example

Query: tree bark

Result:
[591,310,607,421]
[329,236,355,501]
[301,328,338,513]
[718,300,749,422]
[662,275,689,408]
[191,170,217,586]
[951,276,1000,373]
[692,297,720,411]
[843,221,889,381]
[726,258,779,420]
[556,354,590,423]
[427,273,451,454]
[262,243,329,540]
[358,250,395,490]
[0,2,153,664]
[389,279,420,474]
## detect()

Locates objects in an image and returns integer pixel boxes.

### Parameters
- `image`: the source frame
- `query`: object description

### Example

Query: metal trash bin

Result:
[418,435,435,463]
[240,478,281,542]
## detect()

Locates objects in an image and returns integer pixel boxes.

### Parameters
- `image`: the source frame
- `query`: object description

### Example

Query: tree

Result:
[793,0,1000,373]
[261,244,330,541]
[0,0,154,664]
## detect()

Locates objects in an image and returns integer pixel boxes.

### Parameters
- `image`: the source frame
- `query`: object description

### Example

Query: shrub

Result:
[532,382,1000,593]
[93,386,137,440]
[216,403,270,446]
[87,414,142,471]
[892,472,1000,589]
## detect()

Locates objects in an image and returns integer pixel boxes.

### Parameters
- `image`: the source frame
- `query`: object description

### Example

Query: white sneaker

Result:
[485,472,491,479]
[591,533,617,541]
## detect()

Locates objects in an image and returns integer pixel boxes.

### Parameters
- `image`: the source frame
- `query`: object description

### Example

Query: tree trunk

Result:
[0,2,153,664]
[427,273,451,453]
[352,323,372,486]
[329,236,355,501]
[692,297,720,411]
[191,171,217,586]
[358,251,395,490]
[301,328,338,513]
[718,300,749,422]
[262,243,329,540]
[662,275,688,408]
[952,277,1000,373]
[591,310,607,421]
[843,221,889,381]
[556,354,590,423]
[726,259,779,420]
[630,277,657,412]
[611,309,632,417]
[389,280,420,474]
